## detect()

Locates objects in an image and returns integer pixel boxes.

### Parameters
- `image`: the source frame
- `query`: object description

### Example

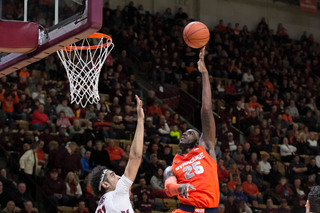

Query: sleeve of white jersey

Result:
[115,175,133,194]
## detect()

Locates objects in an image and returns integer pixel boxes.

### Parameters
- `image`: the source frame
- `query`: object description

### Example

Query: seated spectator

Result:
[94,112,114,140]
[239,198,252,213]
[123,104,137,131]
[55,142,81,178]
[162,145,174,166]
[80,140,93,158]
[44,96,57,123]
[69,119,84,144]
[218,204,225,213]
[105,138,127,164]
[150,167,167,198]
[36,141,45,167]
[65,172,82,206]
[55,125,70,147]
[56,99,75,118]
[258,151,271,180]
[148,100,163,124]
[292,178,306,200]
[72,104,86,122]
[0,180,12,210]
[263,198,277,213]
[306,158,320,184]
[73,200,89,213]
[85,105,97,122]
[218,159,229,183]
[11,183,33,209]
[277,198,290,213]
[222,149,235,171]
[156,115,171,143]
[56,111,71,129]
[248,152,259,171]
[228,173,241,191]
[47,141,59,170]
[306,132,319,155]
[0,168,17,192]
[89,140,111,169]
[242,174,263,203]
[234,184,248,205]
[80,150,92,179]
[39,127,55,150]
[221,132,239,153]
[248,96,262,111]
[282,107,293,126]
[275,177,293,202]
[289,155,307,182]
[20,201,38,213]
[304,174,317,195]
[250,199,263,213]
[3,200,21,213]
[42,168,68,213]
[136,192,154,213]
[224,192,239,213]
[31,104,50,131]
[280,137,297,163]
[111,106,125,138]
[288,100,299,122]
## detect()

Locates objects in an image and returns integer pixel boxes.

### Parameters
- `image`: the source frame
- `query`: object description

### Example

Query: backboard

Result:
[0,0,103,77]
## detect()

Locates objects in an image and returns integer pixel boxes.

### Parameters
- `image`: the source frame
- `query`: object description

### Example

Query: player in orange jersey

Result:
[164,47,219,213]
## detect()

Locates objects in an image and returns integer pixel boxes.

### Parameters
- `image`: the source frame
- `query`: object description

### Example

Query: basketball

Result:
[183,21,210,49]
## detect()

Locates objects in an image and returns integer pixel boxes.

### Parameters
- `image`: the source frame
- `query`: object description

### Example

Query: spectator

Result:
[239,198,252,213]
[228,173,241,191]
[289,155,307,182]
[280,137,297,163]
[221,132,239,153]
[31,104,50,131]
[69,119,84,144]
[220,183,229,204]
[218,159,229,183]
[0,89,19,129]
[42,168,68,213]
[89,140,111,169]
[277,199,291,213]
[85,105,97,122]
[150,167,166,198]
[224,192,239,213]
[11,183,33,209]
[56,99,75,118]
[136,192,154,213]
[47,141,59,170]
[80,150,92,179]
[0,169,16,192]
[105,138,127,164]
[0,180,11,211]
[65,172,82,206]
[55,125,70,146]
[44,96,57,123]
[263,198,278,213]
[56,111,71,129]
[3,200,21,213]
[55,142,81,178]
[73,200,89,213]
[242,174,263,203]
[80,139,93,158]
[36,141,45,167]
[20,201,38,213]
[258,151,272,180]
[234,184,248,205]
[275,177,293,202]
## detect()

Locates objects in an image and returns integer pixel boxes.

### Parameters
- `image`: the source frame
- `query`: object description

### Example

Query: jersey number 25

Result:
[182,161,204,180]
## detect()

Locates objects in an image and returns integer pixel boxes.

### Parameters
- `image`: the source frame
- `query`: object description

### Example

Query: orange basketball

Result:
[183,21,210,49]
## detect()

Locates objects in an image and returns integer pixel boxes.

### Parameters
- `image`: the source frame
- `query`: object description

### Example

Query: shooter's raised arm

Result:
[198,47,216,161]
[124,95,145,182]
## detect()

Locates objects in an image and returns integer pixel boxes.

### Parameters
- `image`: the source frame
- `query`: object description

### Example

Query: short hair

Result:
[308,185,320,213]
[89,165,108,196]
[191,128,202,137]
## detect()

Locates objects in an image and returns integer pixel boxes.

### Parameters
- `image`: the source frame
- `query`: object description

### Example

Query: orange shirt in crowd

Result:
[218,166,229,182]
[0,93,19,113]
[242,181,259,196]
[248,101,262,110]
[228,180,241,190]
[37,149,45,166]
[148,106,163,116]
[105,146,124,161]
[19,70,30,78]
[282,113,293,124]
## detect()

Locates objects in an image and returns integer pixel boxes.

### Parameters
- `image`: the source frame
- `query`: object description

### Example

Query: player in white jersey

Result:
[90,95,144,213]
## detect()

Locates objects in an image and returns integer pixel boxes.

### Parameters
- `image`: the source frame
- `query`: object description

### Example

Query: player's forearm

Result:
[201,71,212,112]
[129,118,144,159]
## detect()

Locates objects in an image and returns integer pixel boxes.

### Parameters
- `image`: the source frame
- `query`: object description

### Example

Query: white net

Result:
[57,34,114,108]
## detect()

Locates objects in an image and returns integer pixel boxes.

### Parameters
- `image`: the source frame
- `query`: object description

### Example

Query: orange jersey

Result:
[172,145,220,208]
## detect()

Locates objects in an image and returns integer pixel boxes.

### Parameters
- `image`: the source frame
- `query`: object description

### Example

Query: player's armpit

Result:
[163,166,174,180]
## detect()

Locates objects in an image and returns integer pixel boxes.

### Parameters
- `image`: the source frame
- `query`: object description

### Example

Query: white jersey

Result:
[95,175,134,213]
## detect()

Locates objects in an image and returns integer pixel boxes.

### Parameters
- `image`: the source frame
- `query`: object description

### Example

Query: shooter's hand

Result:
[135,95,144,120]
[197,47,207,73]
[178,183,196,198]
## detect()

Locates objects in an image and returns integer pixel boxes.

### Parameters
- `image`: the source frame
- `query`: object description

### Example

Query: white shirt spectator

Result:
[280,144,297,157]
[242,72,254,83]
[259,160,271,175]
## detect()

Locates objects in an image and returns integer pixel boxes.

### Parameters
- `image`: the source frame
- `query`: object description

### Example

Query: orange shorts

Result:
[172,209,189,213]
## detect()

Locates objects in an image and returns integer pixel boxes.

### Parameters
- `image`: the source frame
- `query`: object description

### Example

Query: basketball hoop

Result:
[57,33,114,108]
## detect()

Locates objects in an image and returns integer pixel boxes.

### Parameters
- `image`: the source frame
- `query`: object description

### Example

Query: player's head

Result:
[89,165,120,196]
[306,185,320,213]
[178,128,201,153]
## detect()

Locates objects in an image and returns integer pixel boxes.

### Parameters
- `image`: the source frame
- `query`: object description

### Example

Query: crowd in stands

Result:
[1,0,320,213]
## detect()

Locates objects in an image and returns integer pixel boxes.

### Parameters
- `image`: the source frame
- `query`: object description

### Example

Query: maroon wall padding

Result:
[0,20,39,53]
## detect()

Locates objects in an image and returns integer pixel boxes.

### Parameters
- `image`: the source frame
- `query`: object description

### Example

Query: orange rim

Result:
[62,33,112,51]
